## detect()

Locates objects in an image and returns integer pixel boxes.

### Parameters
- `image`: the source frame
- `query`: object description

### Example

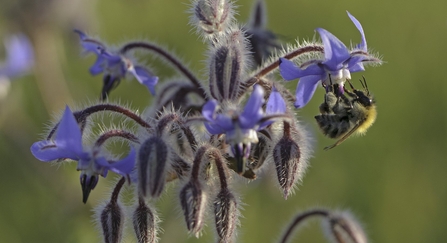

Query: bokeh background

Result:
[1,0,446,242]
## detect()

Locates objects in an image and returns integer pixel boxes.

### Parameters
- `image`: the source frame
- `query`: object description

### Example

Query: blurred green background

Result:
[1,0,446,242]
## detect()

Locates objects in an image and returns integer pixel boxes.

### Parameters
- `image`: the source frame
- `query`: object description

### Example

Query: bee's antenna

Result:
[360,76,370,95]
[346,79,355,90]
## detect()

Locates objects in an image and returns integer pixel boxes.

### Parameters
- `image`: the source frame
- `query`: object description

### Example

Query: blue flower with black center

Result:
[202,85,287,173]
[279,12,381,108]
[31,106,136,203]
[75,30,158,99]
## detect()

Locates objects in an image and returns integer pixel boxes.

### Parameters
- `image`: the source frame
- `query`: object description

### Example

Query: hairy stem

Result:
[279,208,329,243]
[47,104,150,139]
[119,42,206,99]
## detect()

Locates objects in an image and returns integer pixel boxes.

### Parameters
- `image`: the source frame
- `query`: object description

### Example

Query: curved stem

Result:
[210,149,228,190]
[110,177,126,204]
[119,42,207,99]
[94,129,140,149]
[245,45,324,86]
[190,145,210,181]
[279,209,329,243]
[47,104,151,139]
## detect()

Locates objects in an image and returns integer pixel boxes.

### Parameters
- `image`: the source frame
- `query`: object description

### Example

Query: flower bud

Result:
[99,202,124,243]
[209,29,249,101]
[132,201,157,243]
[272,120,311,199]
[138,137,169,198]
[192,0,234,37]
[179,181,207,236]
[214,188,238,243]
[323,211,368,243]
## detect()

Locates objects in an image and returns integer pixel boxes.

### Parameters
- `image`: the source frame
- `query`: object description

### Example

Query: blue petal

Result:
[266,86,287,114]
[130,66,159,95]
[279,58,325,80]
[204,123,226,134]
[55,106,86,159]
[30,140,78,161]
[0,34,34,78]
[294,75,321,108]
[317,28,350,71]
[89,55,106,75]
[97,148,136,176]
[202,100,218,121]
[74,29,104,55]
[240,85,264,126]
[347,11,367,51]
[348,62,365,73]
[279,58,302,80]
[215,114,234,131]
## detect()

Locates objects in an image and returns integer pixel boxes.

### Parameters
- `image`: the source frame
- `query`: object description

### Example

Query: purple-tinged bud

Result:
[99,201,125,243]
[323,211,368,243]
[132,200,158,243]
[191,0,234,37]
[209,29,249,101]
[213,188,239,243]
[80,173,99,204]
[138,137,169,198]
[179,181,207,237]
[273,135,299,199]
[272,120,311,199]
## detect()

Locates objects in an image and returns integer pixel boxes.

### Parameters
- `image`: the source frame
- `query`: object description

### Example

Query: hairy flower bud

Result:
[214,188,239,243]
[138,136,169,198]
[209,29,249,101]
[179,181,207,236]
[192,0,234,37]
[323,211,368,243]
[272,121,310,199]
[99,202,125,243]
[133,200,157,243]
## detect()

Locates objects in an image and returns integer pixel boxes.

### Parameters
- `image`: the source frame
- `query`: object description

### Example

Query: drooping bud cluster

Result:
[30,0,383,242]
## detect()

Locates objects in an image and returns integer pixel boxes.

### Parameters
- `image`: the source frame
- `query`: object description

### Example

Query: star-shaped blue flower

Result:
[202,85,286,173]
[0,33,34,79]
[279,12,380,108]
[31,106,136,203]
[75,30,158,97]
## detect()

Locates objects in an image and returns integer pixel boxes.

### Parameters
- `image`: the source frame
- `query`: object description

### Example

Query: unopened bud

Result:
[138,137,169,198]
[323,211,368,243]
[99,202,124,243]
[214,188,238,243]
[132,200,157,243]
[245,0,280,65]
[272,122,303,199]
[209,29,249,101]
[179,181,207,236]
[192,0,233,36]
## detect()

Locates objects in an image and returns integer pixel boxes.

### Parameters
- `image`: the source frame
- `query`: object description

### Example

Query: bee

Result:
[315,77,377,150]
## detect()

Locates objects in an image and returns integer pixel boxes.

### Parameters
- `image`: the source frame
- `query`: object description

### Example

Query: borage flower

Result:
[75,30,158,99]
[279,12,381,108]
[202,85,287,174]
[0,34,34,79]
[30,106,136,203]
[0,34,34,99]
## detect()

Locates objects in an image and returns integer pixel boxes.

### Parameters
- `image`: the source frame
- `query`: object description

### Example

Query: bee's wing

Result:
[323,122,361,151]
